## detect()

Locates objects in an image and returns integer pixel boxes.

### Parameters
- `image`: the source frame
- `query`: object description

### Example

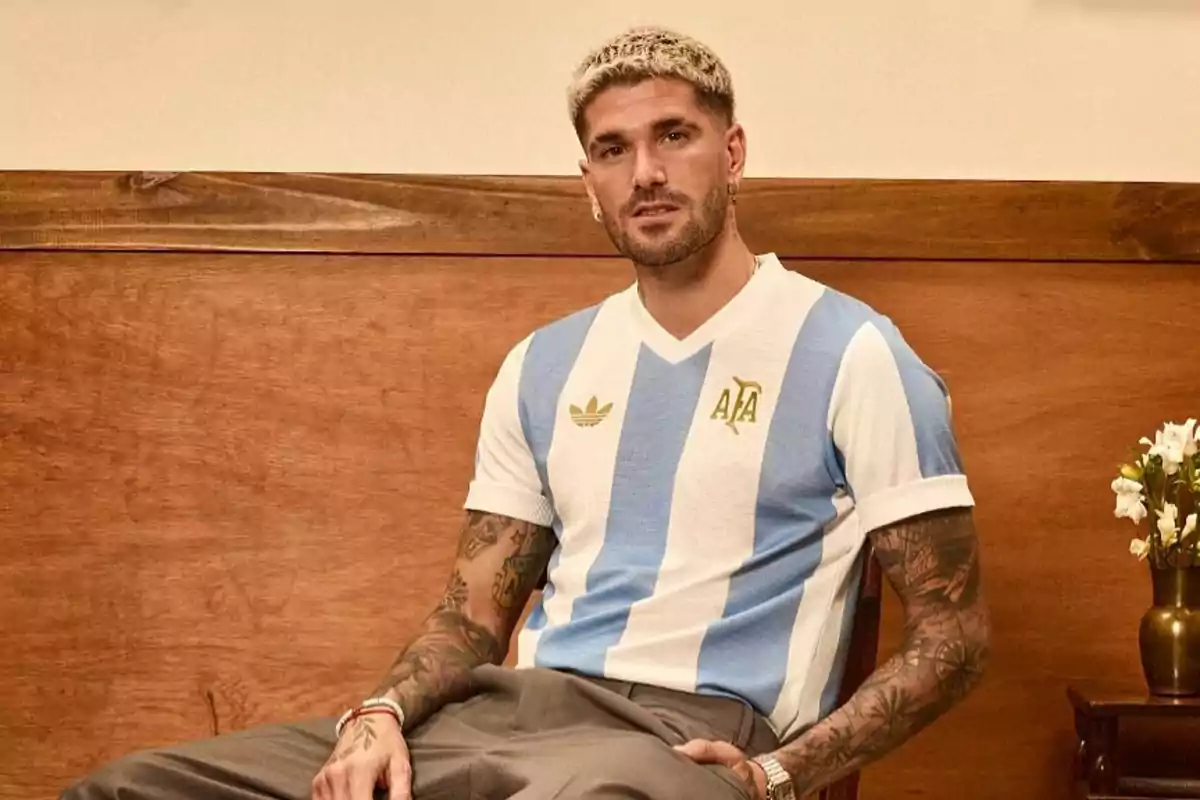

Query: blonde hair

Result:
[567,26,735,135]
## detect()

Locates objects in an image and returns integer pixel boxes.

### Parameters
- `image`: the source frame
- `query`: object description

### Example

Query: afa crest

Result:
[710,377,762,435]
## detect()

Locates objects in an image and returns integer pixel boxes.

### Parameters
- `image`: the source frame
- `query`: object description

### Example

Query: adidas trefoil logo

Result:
[569,396,612,427]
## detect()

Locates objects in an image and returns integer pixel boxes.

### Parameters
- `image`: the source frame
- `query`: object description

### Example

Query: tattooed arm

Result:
[367,509,555,730]
[768,506,991,796]
[313,510,553,799]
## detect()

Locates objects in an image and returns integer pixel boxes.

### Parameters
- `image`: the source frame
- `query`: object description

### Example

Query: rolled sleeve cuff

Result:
[855,474,975,534]
[464,481,555,529]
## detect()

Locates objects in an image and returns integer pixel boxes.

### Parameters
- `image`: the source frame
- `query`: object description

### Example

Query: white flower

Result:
[1184,513,1199,541]
[1112,476,1147,524]
[1158,503,1180,547]
[1163,419,1197,461]
[1142,420,1196,474]
[1130,538,1151,560]
[1112,476,1143,495]
[1141,430,1180,474]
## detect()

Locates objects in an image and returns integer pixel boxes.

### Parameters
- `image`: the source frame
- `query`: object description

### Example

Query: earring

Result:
[728,181,739,204]
[592,206,602,222]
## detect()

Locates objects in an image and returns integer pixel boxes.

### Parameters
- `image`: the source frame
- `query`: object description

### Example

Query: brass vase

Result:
[1139,564,1200,696]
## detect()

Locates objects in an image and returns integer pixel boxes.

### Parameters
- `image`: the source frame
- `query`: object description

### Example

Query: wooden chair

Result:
[817,539,884,800]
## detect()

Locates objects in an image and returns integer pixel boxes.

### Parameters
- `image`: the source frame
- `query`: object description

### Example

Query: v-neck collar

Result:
[625,253,783,365]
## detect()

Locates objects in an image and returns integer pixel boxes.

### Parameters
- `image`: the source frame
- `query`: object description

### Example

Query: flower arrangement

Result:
[1112,419,1200,568]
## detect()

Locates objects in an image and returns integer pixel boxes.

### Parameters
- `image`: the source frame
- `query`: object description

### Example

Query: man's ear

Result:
[725,122,747,193]
[579,158,601,222]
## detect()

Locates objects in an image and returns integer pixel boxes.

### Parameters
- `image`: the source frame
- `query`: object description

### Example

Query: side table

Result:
[1069,686,1200,799]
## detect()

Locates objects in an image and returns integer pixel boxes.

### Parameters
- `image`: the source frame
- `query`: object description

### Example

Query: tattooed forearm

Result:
[458,510,506,560]
[369,511,555,732]
[772,507,991,795]
[493,526,556,612]
[437,571,469,613]
[371,609,505,731]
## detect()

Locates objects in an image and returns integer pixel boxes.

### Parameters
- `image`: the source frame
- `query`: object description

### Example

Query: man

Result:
[64,25,990,800]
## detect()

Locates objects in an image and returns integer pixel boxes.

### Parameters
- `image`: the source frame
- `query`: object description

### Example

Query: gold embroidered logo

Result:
[710,377,762,435]
[570,396,613,427]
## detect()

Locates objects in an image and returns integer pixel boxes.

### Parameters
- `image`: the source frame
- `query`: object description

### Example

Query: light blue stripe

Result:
[875,321,963,478]
[534,344,712,674]
[817,554,865,718]
[522,545,561,632]
[515,305,602,638]
[695,290,867,717]
[518,305,603,489]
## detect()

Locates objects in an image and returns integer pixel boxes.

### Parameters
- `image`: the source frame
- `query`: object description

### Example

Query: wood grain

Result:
[2,171,1199,261]
[0,252,629,797]
[4,173,1200,800]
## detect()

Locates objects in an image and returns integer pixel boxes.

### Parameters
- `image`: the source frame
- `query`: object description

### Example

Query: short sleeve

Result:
[463,337,556,528]
[829,319,974,534]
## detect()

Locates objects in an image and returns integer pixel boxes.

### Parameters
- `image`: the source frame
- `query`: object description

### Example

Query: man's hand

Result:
[675,739,768,799]
[312,714,411,800]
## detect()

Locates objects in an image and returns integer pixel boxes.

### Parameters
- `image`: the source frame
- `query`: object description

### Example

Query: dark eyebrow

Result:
[588,117,701,155]
[651,116,698,136]
[590,130,625,149]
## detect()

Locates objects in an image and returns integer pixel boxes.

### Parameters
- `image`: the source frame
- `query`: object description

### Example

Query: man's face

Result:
[579,77,742,268]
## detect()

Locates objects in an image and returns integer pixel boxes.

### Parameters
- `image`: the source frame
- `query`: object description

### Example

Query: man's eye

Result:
[664,130,688,143]
[600,145,624,159]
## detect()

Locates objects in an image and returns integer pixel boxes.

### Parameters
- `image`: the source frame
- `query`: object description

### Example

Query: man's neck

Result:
[635,231,758,341]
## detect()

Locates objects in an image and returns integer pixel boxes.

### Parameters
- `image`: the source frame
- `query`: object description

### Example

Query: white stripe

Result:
[516,624,543,665]
[517,292,642,667]
[466,335,557,526]
[604,272,826,690]
[831,322,923,502]
[770,492,862,737]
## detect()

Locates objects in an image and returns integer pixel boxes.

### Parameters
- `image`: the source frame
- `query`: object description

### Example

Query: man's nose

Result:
[631,145,667,190]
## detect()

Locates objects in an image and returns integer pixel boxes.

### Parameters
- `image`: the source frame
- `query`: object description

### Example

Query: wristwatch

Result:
[751,754,796,800]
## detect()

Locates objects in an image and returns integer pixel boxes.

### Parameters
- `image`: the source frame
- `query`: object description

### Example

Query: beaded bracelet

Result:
[335,696,406,738]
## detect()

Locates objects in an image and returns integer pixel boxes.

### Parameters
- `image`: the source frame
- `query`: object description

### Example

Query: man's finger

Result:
[388,755,413,800]
[350,765,377,800]
[674,739,715,761]
[325,763,350,800]
[674,739,742,766]
[311,771,329,800]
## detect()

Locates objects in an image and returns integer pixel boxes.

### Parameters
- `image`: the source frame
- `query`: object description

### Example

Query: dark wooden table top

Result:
[1069,686,1200,718]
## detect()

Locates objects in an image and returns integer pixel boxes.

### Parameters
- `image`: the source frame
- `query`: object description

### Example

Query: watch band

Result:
[751,754,796,800]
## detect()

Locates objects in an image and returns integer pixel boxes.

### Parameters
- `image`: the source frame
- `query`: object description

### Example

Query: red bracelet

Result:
[336,706,400,737]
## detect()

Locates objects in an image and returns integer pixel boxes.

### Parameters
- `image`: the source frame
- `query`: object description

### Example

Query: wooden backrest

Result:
[2,171,1199,800]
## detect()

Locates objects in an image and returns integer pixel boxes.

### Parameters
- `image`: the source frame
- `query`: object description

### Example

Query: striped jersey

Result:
[463,253,974,741]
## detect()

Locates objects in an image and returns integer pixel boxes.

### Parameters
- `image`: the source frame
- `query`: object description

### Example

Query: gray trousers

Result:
[62,665,779,799]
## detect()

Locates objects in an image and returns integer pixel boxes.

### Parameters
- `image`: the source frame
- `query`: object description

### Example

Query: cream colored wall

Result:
[2,0,1198,180]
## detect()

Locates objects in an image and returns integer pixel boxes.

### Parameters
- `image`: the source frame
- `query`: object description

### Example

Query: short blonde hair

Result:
[567,26,735,135]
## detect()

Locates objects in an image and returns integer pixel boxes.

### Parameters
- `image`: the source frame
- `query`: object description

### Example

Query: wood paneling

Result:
[3,171,1200,262]
[0,252,630,798]
[3,172,1200,800]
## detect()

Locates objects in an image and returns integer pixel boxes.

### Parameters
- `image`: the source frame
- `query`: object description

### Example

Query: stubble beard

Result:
[602,182,729,269]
